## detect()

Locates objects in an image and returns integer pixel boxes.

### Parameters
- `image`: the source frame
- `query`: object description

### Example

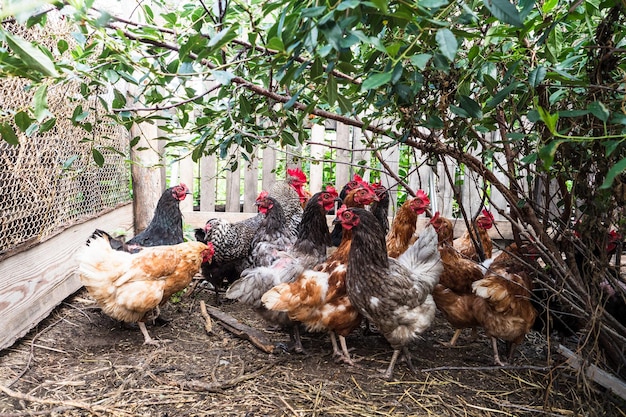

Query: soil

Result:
[0,282,624,417]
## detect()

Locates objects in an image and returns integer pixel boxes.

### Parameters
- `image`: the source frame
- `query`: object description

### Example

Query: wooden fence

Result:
[167,120,514,240]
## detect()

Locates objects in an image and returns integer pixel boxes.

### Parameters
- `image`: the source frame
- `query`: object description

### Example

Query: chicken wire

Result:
[0,17,131,258]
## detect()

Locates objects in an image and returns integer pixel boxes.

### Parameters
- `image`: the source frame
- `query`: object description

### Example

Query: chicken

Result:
[194,215,263,303]
[335,207,442,380]
[271,168,309,237]
[369,182,390,236]
[237,186,338,290]
[226,187,338,352]
[330,174,372,246]
[453,209,494,262]
[194,168,309,301]
[429,211,484,346]
[385,190,430,258]
[108,183,190,253]
[472,244,538,365]
[260,185,379,364]
[75,229,214,345]
[246,191,297,268]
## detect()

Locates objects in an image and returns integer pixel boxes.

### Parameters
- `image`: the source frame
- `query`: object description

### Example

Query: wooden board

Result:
[0,204,133,351]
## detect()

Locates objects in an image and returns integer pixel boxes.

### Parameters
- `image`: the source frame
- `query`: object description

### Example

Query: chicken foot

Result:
[491,337,509,366]
[138,322,159,346]
[382,347,416,380]
[329,332,356,365]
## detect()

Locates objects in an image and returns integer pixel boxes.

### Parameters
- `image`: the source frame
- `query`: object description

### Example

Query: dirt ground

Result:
[1,281,624,417]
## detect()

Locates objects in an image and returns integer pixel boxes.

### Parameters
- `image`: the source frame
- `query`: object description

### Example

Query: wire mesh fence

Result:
[0,16,131,259]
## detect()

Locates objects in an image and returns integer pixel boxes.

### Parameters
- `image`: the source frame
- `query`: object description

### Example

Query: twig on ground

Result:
[0,384,135,416]
[199,300,213,333]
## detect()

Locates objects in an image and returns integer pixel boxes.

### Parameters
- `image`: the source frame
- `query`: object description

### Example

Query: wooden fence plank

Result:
[261,147,276,192]
[200,153,217,211]
[179,152,195,213]
[335,122,351,190]
[0,205,133,351]
[226,155,241,212]
[243,152,259,212]
[310,124,325,193]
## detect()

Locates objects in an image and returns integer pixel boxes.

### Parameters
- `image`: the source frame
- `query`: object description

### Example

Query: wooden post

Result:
[243,150,259,212]
[436,156,456,219]
[130,114,163,235]
[335,122,351,190]
[351,127,369,182]
[200,153,217,211]
[261,147,277,192]
[309,124,325,193]
[226,155,241,212]
[489,131,509,221]
[380,141,399,213]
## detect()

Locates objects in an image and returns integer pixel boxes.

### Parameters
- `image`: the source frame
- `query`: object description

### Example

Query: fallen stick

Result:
[199,301,213,333]
[558,344,626,401]
[205,305,275,353]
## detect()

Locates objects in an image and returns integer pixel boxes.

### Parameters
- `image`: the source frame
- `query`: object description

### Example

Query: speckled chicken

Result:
[261,185,379,365]
[453,209,494,261]
[76,229,214,345]
[226,188,337,352]
[194,169,309,301]
[246,192,297,268]
[336,207,442,379]
[386,190,430,258]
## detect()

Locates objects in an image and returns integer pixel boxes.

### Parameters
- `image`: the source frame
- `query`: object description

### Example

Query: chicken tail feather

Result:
[397,226,442,289]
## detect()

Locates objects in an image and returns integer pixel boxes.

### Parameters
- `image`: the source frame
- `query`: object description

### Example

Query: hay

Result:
[1,289,624,416]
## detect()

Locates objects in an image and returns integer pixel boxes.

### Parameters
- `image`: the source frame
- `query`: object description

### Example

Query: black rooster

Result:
[106,183,190,253]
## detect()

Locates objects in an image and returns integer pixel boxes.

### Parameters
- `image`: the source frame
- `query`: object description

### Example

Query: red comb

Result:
[257,190,269,200]
[482,209,494,220]
[430,211,440,223]
[337,204,348,216]
[415,189,430,205]
[325,185,338,197]
[287,168,307,182]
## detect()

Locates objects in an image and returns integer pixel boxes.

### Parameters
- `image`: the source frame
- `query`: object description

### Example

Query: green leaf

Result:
[2,29,59,77]
[337,0,360,11]
[435,28,457,62]
[458,95,483,119]
[537,106,559,134]
[420,0,450,7]
[604,140,622,157]
[601,158,626,189]
[14,111,33,133]
[33,84,52,122]
[301,6,326,17]
[361,72,392,91]
[542,0,558,13]
[62,155,79,170]
[483,0,523,28]
[588,101,609,122]
[538,140,564,169]
[39,117,56,133]
[485,82,522,109]
[57,39,68,54]
[267,36,285,51]
[213,70,235,85]
[92,148,105,167]
[0,122,19,145]
[409,53,432,70]
[327,74,337,106]
[528,66,546,88]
